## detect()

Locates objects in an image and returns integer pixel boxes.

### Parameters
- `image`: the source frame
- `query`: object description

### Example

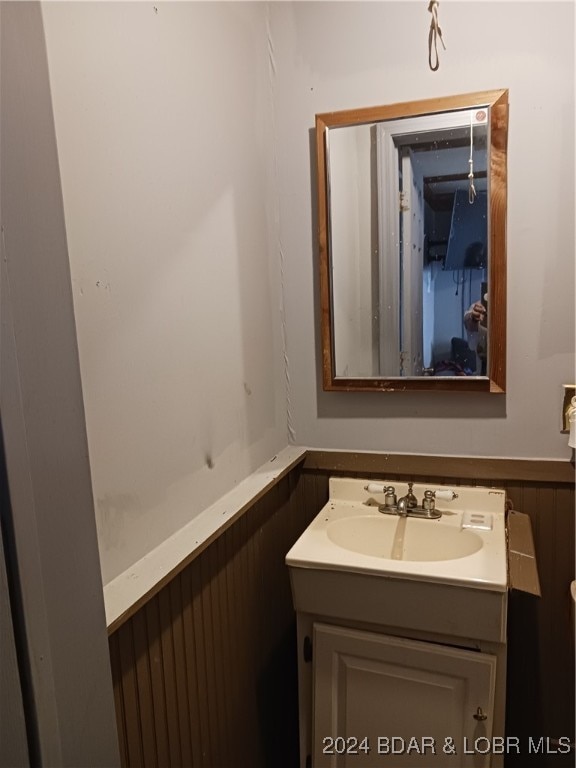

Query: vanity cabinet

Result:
[286,479,517,768]
[312,623,498,768]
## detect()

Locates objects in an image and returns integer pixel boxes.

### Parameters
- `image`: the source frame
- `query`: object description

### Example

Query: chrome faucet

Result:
[372,483,458,520]
[397,497,409,516]
[398,482,418,511]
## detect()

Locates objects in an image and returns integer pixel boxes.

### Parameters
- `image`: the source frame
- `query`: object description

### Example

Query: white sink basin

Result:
[286,478,508,591]
[327,514,484,561]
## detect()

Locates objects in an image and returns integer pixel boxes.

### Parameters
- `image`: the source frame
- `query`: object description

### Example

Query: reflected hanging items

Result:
[468,113,477,204]
[428,0,446,71]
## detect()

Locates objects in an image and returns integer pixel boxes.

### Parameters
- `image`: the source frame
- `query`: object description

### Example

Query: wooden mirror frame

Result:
[317,89,508,393]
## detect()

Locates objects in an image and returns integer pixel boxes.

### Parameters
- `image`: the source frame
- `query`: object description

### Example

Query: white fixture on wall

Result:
[568,396,576,449]
[562,385,576,448]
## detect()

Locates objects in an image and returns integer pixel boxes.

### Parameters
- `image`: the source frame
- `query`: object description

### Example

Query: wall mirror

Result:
[316,89,508,392]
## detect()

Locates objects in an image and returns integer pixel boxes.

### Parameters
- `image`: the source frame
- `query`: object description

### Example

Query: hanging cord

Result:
[428,1,446,72]
[468,112,477,204]
[452,269,465,296]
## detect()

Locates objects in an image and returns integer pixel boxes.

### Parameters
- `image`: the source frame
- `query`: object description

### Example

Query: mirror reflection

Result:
[329,109,488,378]
[317,90,508,393]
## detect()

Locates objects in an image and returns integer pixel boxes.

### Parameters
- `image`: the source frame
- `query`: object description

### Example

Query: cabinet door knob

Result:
[473,707,488,721]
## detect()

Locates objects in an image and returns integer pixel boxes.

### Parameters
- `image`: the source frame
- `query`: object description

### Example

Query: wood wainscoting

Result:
[109,467,320,768]
[109,453,574,767]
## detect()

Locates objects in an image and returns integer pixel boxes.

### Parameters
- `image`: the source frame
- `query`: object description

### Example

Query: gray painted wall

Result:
[273,1,575,459]
[7,0,574,615]
[41,2,288,582]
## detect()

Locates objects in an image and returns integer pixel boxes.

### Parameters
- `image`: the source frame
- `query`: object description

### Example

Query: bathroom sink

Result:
[327,514,483,561]
[287,478,507,592]
[288,479,517,768]
[286,478,509,643]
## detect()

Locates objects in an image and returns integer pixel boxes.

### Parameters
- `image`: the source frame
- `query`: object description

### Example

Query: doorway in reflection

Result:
[389,114,489,377]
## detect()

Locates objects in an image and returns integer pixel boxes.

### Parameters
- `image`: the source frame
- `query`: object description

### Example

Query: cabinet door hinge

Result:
[303,635,313,663]
[399,190,409,212]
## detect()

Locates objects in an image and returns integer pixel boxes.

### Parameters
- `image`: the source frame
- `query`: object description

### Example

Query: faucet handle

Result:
[433,489,459,501]
[384,486,397,508]
[422,490,436,512]
[364,483,398,509]
[421,488,458,513]
[364,482,386,494]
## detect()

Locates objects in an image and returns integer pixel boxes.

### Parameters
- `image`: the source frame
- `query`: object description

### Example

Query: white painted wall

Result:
[36,2,574,586]
[272,1,575,459]
[41,2,287,582]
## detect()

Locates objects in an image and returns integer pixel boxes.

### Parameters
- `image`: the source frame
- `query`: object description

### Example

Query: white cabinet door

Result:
[313,623,497,767]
